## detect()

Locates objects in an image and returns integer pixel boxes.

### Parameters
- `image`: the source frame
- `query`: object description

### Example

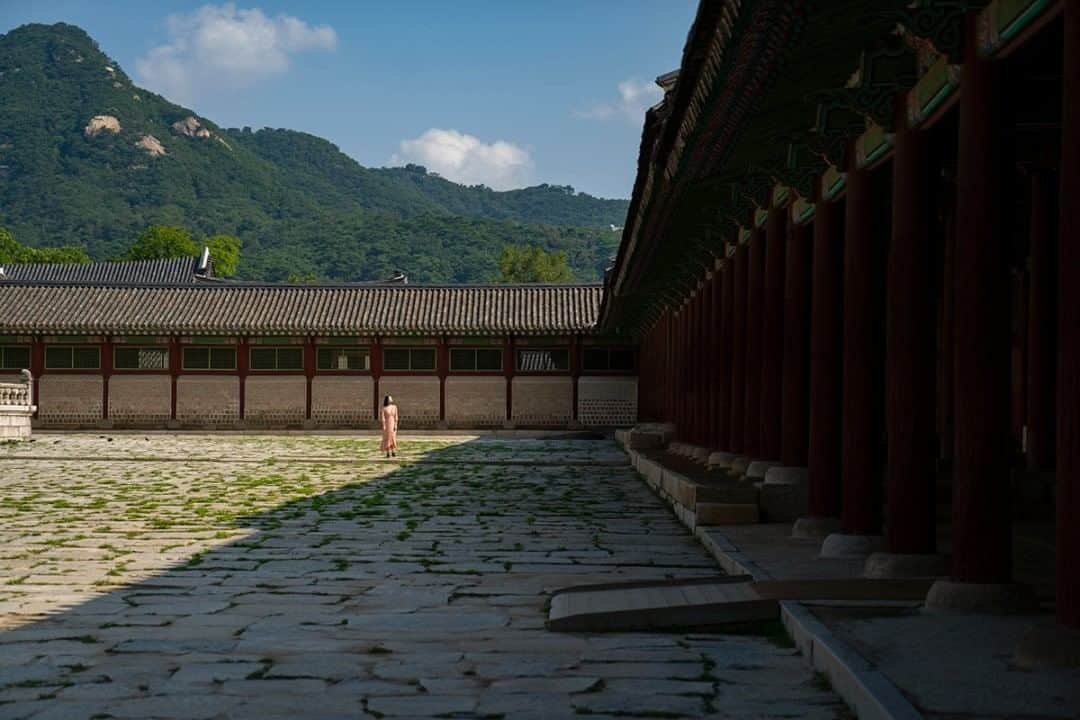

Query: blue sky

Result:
[0,1,697,198]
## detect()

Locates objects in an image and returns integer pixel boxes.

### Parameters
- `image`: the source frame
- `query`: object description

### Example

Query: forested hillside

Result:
[0,23,627,282]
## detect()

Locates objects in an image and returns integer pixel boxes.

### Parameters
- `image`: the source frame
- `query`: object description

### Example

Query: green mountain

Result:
[0,23,627,282]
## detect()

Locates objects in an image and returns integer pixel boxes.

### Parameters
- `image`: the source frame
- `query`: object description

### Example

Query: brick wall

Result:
[177,376,240,427]
[37,375,103,426]
[245,376,306,427]
[445,376,506,427]
[378,376,440,428]
[311,376,374,426]
[578,376,638,427]
[109,375,171,426]
[511,376,573,426]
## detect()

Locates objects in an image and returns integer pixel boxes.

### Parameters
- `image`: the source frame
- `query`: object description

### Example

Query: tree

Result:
[206,234,241,277]
[0,226,90,264]
[125,225,199,261]
[497,245,575,283]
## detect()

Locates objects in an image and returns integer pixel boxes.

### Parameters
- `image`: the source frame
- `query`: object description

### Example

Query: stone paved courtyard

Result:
[0,434,845,719]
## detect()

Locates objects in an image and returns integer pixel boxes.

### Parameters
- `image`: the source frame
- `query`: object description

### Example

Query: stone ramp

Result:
[548,577,935,632]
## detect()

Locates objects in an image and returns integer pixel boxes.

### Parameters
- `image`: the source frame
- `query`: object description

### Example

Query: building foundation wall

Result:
[445,376,505,427]
[378,376,440,428]
[246,376,306,427]
[578,376,637,427]
[512,376,573,426]
[311,376,374,426]
[109,375,171,426]
[37,375,102,426]
[176,375,240,427]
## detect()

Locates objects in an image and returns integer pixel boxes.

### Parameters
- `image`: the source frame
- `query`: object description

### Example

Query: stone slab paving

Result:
[0,434,846,719]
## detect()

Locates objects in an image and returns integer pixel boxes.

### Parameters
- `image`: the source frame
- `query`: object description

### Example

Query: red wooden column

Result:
[885,100,937,556]
[943,15,1012,587]
[704,271,718,446]
[837,154,882,542]
[1026,169,1055,471]
[675,306,685,438]
[689,287,701,443]
[30,338,44,418]
[237,337,250,422]
[743,227,766,460]
[759,205,788,461]
[780,220,812,468]
[716,255,733,450]
[437,336,449,426]
[802,195,845,532]
[168,337,181,424]
[373,336,384,422]
[304,337,316,423]
[101,336,113,423]
[1056,0,1080,632]
[503,336,514,425]
[729,244,749,455]
[704,274,712,444]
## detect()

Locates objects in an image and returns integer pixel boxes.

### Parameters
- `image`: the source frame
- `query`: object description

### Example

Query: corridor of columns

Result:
[607,0,1080,683]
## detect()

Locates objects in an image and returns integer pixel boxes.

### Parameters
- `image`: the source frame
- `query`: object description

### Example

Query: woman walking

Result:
[380,395,399,458]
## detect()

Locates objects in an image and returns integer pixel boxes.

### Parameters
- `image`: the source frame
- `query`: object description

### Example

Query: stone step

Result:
[547,577,936,632]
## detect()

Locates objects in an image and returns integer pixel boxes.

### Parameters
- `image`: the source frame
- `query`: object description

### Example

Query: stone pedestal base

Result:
[707,451,736,470]
[863,552,949,579]
[689,445,711,464]
[791,516,842,540]
[759,466,809,522]
[763,466,809,485]
[745,460,780,480]
[819,533,885,559]
[1014,622,1080,668]
[730,456,751,476]
[924,579,1040,615]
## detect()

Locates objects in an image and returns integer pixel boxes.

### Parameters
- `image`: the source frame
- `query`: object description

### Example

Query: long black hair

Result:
[383,395,392,407]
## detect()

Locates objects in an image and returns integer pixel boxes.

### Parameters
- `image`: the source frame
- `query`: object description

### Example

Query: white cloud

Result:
[135,4,337,104]
[391,128,534,190]
[575,78,663,122]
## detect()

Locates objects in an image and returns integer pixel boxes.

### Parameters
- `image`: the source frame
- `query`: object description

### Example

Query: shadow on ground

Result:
[0,435,844,720]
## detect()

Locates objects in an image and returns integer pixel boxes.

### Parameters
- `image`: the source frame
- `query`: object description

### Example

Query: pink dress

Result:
[380,404,399,452]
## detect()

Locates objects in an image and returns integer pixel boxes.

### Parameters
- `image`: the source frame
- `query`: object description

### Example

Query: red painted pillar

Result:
[101,336,113,422]
[304,337,316,422]
[807,197,844,519]
[437,336,449,425]
[780,221,812,467]
[729,244,748,454]
[237,337,249,422]
[503,336,514,425]
[705,272,718,446]
[744,228,766,459]
[168,337,180,423]
[30,338,43,418]
[951,14,1011,583]
[760,206,788,461]
[689,288,701,443]
[373,336,384,422]
[886,103,937,554]
[704,276,712,444]
[1057,0,1080,629]
[1026,170,1055,471]
[717,256,733,450]
[840,157,883,537]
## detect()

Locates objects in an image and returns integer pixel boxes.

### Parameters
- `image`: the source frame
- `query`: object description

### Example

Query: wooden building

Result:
[0,264,638,430]
[601,1,1078,663]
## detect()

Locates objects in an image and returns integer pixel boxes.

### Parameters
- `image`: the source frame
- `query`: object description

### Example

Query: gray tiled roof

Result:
[0,283,603,335]
[1,256,207,285]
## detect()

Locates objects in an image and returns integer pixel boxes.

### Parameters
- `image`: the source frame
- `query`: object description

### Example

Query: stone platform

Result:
[0,433,847,719]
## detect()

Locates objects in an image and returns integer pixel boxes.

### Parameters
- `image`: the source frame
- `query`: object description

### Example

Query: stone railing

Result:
[0,381,31,408]
[0,370,34,440]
